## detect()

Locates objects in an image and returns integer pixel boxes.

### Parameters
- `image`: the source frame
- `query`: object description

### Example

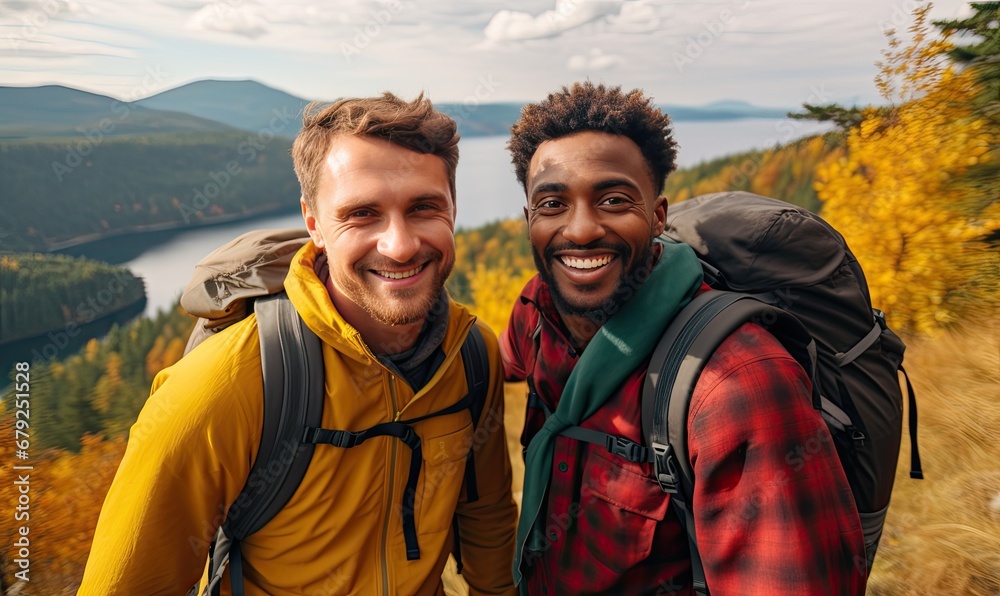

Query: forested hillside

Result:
[0,254,145,345]
[1,304,193,452]
[664,133,845,213]
[0,132,298,252]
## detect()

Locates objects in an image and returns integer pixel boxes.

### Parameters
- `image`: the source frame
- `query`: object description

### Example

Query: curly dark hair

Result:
[507,82,677,193]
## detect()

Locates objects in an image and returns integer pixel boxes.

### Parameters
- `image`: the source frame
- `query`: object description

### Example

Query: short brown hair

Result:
[508,82,677,193]
[293,92,460,211]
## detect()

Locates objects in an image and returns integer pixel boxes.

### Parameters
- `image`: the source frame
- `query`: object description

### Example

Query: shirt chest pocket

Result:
[578,447,672,575]
[416,418,473,534]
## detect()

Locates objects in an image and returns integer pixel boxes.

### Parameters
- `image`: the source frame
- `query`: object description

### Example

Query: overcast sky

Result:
[0,0,973,107]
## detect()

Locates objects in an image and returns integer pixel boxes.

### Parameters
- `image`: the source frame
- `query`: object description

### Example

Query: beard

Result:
[333,250,454,327]
[532,239,656,321]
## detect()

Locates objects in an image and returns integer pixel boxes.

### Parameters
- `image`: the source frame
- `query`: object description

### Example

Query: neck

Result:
[324,275,424,355]
[561,314,599,352]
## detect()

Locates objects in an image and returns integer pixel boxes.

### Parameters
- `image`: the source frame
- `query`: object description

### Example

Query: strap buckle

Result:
[398,425,420,449]
[604,435,650,463]
[652,441,680,494]
[332,430,362,448]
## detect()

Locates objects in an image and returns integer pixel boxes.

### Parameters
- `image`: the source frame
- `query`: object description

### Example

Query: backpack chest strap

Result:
[303,420,424,560]
[301,388,478,562]
[527,379,653,465]
[557,425,653,464]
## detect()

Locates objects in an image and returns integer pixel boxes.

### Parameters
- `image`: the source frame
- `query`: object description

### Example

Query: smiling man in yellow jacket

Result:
[80,93,518,595]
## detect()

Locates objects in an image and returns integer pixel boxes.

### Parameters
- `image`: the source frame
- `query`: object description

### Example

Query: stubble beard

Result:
[337,253,453,326]
[533,240,654,321]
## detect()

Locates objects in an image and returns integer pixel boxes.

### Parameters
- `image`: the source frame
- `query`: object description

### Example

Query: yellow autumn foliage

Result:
[468,262,536,336]
[815,5,997,335]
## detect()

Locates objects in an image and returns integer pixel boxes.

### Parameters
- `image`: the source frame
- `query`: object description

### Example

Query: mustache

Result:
[543,241,631,261]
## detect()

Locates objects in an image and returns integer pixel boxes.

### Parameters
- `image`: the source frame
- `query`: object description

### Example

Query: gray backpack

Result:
[180,229,490,595]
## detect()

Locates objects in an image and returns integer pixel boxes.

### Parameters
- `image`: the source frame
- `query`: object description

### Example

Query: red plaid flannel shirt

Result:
[500,276,867,595]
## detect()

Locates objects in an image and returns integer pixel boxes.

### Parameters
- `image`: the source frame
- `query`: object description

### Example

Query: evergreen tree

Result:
[934,2,999,226]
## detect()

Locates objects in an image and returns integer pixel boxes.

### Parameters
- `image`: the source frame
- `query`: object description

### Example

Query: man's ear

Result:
[652,195,667,237]
[301,197,325,249]
[523,205,530,227]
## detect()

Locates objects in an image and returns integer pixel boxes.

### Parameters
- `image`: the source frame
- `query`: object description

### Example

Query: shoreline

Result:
[45,202,300,253]
[0,296,149,379]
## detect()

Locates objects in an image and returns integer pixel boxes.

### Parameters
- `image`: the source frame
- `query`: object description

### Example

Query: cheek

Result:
[527,220,555,248]
[418,218,457,251]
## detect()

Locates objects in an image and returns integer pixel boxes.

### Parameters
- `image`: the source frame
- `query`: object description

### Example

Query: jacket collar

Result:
[283,241,476,365]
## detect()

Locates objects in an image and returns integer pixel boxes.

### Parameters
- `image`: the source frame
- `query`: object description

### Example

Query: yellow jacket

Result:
[80,242,517,595]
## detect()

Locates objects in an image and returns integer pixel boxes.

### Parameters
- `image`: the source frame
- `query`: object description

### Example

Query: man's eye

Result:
[350,209,375,219]
[533,199,564,213]
[600,195,633,209]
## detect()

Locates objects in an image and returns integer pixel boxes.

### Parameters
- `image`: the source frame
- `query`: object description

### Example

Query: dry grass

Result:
[446,317,1000,594]
[868,315,1000,594]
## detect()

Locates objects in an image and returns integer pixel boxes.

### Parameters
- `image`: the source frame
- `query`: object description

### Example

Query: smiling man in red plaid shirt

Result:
[499,82,867,595]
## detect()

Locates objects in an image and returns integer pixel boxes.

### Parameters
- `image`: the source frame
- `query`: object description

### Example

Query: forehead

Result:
[526,131,653,194]
[321,134,450,197]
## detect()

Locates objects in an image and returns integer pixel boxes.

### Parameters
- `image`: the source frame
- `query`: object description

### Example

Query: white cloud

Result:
[185,3,270,39]
[567,47,621,71]
[608,0,659,34]
[483,0,624,42]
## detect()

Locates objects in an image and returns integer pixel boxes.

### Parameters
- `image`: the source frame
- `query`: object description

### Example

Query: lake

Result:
[68,118,832,317]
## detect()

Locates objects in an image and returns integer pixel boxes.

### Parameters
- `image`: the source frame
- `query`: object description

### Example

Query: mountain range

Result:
[0,80,794,140]
[0,79,798,253]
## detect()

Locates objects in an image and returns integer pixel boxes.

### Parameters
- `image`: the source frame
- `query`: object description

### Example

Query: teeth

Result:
[561,255,613,270]
[377,265,423,280]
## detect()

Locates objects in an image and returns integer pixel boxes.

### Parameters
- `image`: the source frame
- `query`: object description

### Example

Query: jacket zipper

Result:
[381,372,400,596]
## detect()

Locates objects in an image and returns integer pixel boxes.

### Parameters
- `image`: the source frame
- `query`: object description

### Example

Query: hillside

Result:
[665,132,846,213]
[0,254,146,347]
[0,132,298,252]
[0,85,237,139]
[135,79,310,136]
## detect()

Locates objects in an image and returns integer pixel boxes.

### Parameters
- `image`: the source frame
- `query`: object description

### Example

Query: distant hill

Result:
[1,82,794,142]
[438,102,525,137]
[135,79,311,137]
[0,85,237,139]
[661,100,792,121]
[136,80,524,138]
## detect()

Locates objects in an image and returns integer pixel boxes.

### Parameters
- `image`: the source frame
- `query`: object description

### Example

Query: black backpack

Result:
[179,231,491,596]
[547,192,922,595]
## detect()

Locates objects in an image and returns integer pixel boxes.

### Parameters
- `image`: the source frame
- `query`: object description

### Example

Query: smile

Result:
[375,264,425,280]
[559,255,614,270]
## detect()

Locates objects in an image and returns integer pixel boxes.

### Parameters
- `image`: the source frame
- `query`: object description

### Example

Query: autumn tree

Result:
[467,263,536,335]
[815,4,998,334]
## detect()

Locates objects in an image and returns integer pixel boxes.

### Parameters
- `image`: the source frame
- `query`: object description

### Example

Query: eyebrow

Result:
[592,178,641,192]
[337,192,449,214]
[530,178,640,197]
[409,192,450,204]
[529,182,567,196]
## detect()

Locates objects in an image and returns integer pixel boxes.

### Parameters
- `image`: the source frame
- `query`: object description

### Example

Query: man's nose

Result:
[562,205,606,246]
[377,215,421,263]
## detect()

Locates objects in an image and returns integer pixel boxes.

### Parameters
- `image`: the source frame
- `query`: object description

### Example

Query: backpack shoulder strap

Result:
[202,292,324,596]
[641,290,816,596]
[452,324,490,574]
[462,324,490,435]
